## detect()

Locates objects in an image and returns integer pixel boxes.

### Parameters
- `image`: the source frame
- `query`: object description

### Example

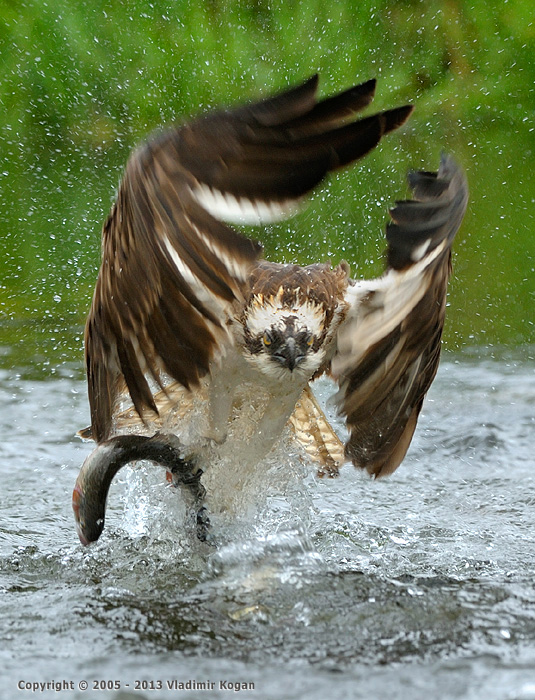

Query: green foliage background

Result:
[1,0,534,373]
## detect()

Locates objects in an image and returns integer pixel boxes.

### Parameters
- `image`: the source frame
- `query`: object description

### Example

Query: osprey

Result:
[73,75,468,545]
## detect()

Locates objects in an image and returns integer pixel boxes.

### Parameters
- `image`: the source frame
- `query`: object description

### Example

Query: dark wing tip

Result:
[342,77,377,104]
[386,154,468,270]
[361,76,377,93]
[382,104,414,135]
[244,74,320,127]
[346,403,421,479]
[78,426,93,440]
[407,152,465,198]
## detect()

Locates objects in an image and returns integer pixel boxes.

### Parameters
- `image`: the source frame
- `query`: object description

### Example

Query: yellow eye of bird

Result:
[307,335,314,346]
[263,332,272,346]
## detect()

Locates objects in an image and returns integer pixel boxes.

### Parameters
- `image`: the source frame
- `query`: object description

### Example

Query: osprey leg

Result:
[167,463,210,542]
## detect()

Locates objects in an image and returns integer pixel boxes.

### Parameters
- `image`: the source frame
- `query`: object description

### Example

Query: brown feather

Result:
[177,104,413,201]
[85,75,412,442]
[245,261,349,305]
[288,385,345,477]
[334,155,468,477]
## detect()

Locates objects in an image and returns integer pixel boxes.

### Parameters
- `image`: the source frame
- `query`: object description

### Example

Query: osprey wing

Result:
[85,75,412,442]
[332,155,468,477]
[289,385,345,478]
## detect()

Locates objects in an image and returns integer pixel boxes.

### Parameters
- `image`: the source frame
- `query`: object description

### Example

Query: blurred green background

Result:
[1,0,534,376]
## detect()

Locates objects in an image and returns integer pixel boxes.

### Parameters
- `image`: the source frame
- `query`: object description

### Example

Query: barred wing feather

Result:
[332,155,468,477]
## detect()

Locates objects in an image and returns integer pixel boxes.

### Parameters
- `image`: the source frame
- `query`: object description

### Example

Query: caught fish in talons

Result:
[73,432,208,545]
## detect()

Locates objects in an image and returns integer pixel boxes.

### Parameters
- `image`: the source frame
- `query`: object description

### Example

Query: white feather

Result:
[186,215,250,282]
[191,184,300,225]
[411,238,432,262]
[245,293,326,338]
[333,241,446,376]
[161,235,229,319]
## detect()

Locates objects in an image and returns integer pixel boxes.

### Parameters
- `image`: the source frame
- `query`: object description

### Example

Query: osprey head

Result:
[242,294,328,380]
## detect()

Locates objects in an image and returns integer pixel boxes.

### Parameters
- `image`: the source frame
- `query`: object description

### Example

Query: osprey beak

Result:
[285,337,299,371]
[273,336,305,372]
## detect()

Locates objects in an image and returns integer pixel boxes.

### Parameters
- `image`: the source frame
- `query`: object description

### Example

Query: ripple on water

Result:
[1,355,535,698]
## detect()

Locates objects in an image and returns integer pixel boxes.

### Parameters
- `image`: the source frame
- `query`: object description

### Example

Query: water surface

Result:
[1,350,535,699]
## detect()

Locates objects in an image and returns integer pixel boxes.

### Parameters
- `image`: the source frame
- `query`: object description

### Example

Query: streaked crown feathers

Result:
[244,288,328,339]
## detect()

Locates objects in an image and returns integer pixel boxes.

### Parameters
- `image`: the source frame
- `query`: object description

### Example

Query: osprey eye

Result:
[306,334,314,347]
[263,332,272,347]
